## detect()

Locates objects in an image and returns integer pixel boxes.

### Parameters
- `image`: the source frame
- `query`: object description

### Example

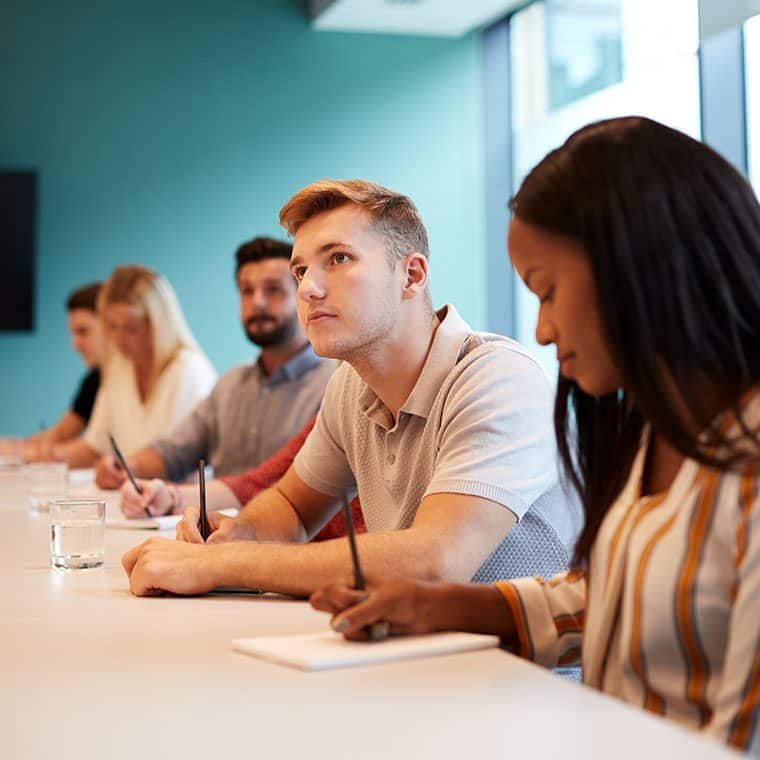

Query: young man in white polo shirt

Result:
[122,180,579,597]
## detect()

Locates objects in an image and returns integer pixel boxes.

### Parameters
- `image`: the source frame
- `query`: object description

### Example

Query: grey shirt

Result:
[150,345,335,482]
[294,304,582,582]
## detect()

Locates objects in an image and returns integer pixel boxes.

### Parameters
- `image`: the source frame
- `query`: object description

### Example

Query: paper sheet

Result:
[106,507,237,530]
[232,630,500,671]
[106,514,182,530]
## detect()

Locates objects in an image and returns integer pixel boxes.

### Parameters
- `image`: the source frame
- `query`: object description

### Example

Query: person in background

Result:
[311,118,760,755]
[24,282,102,461]
[120,416,365,541]
[122,179,579,598]
[55,265,216,468]
[96,237,334,489]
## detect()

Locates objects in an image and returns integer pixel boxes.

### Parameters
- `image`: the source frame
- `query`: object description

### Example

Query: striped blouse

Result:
[496,427,760,755]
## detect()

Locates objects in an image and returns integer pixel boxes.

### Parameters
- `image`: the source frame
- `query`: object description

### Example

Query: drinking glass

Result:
[49,498,106,570]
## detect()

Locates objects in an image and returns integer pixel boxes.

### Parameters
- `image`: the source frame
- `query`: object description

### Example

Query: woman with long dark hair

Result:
[310,117,760,753]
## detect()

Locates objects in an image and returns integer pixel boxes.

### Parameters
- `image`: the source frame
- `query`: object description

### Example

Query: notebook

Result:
[232,630,500,671]
[106,507,237,530]
[106,514,182,531]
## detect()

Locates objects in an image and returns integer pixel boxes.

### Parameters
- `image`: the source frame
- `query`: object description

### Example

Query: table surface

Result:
[0,469,740,759]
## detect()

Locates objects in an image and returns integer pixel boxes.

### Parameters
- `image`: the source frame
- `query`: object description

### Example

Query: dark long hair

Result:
[509,116,760,566]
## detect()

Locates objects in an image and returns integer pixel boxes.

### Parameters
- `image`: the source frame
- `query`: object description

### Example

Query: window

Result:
[745,14,760,193]
[508,0,701,373]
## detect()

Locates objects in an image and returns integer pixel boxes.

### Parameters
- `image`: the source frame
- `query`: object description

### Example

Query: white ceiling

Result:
[310,0,526,37]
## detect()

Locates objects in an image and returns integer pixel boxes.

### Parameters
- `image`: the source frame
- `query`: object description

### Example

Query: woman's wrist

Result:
[428,583,517,642]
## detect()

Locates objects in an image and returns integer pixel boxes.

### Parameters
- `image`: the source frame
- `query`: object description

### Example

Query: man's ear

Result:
[401,253,429,300]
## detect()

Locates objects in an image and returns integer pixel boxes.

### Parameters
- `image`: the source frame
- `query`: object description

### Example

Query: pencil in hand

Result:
[198,459,211,541]
[340,494,389,642]
[109,434,151,518]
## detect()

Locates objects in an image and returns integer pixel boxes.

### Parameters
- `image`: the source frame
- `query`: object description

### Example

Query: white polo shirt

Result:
[294,304,581,581]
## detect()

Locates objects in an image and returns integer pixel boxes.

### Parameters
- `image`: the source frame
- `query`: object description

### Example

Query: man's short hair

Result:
[235,237,293,277]
[66,282,102,313]
[279,179,430,264]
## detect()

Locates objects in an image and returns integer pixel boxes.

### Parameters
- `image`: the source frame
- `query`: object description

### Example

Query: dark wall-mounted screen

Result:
[0,171,37,331]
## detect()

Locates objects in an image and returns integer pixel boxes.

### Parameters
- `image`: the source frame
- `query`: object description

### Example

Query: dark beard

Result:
[244,314,300,348]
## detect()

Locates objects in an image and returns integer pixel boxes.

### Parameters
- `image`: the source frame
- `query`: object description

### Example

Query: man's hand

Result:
[121,537,221,596]
[95,455,126,489]
[176,507,256,544]
[310,579,445,641]
[120,478,171,518]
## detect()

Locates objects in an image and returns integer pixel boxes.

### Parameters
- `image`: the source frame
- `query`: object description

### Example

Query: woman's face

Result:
[508,216,624,396]
[102,303,152,364]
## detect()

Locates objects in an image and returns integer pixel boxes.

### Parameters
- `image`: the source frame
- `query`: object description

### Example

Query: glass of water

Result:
[27,462,68,513]
[49,498,105,570]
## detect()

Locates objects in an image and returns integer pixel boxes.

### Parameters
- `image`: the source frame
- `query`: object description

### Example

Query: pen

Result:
[109,434,151,519]
[340,494,389,641]
[198,459,211,541]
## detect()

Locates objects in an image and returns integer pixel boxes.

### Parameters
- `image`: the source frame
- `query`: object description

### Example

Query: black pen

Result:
[340,494,389,641]
[109,434,151,518]
[198,459,211,541]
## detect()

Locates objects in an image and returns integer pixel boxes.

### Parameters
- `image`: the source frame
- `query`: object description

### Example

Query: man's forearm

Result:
[49,411,85,443]
[180,480,241,512]
[211,527,462,598]
[129,448,167,479]
[54,438,98,467]
[234,486,310,543]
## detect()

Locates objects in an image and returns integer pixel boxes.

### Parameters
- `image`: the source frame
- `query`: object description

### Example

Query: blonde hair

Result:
[279,179,430,265]
[98,265,205,389]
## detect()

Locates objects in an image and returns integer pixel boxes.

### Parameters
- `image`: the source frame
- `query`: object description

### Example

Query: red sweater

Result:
[219,417,365,541]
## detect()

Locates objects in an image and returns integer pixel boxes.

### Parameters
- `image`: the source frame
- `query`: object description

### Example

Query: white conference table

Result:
[0,472,739,760]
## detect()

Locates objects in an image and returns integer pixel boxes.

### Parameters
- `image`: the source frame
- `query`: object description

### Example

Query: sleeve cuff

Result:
[494,578,560,668]
[423,479,528,519]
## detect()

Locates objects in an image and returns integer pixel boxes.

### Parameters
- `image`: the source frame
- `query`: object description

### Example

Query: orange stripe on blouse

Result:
[598,491,667,690]
[676,469,720,727]
[732,460,759,601]
[548,569,584,588]
[629,492,677,716]
[555,610,585,636]
[728,651,760,748]
[606,498,638,580]
[495,581,533,661]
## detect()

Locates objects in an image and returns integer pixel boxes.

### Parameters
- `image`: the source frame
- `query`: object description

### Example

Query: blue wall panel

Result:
[0,0,486,434]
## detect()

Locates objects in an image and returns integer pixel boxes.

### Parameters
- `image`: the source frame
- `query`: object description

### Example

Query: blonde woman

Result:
[56,266,216,470]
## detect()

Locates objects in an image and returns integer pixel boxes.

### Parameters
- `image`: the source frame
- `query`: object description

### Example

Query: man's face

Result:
[237,258,302,348]
[67,308,101,368]
[290,205,404,361]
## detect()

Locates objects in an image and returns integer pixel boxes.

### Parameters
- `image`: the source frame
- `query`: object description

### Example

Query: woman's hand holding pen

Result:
[310,579,447,641]
[176,508,255,544]
[120,478,171,518]
[311,580,518,643]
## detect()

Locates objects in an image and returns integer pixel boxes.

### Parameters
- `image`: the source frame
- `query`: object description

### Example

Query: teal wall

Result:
[0,0,486,434]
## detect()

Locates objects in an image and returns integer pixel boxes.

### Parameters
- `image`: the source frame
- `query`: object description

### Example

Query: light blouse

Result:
[83,348,216,457]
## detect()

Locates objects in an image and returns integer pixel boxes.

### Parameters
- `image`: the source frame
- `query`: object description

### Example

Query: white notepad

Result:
[106,514,182,531]
[232,630,500,671]
[106,507,237,531]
